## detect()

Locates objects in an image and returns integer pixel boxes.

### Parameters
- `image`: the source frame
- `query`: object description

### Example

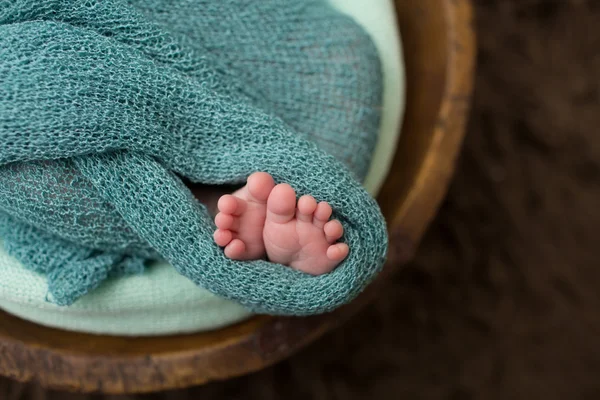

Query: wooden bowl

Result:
[0,0,475,394]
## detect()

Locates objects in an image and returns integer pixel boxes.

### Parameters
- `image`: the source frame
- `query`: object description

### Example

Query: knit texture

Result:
[0,0,387,315]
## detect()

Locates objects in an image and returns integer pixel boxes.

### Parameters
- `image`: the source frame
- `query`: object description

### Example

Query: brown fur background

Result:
[3,0,600,398]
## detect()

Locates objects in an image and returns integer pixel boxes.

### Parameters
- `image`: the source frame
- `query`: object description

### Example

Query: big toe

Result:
[246,172,275,203]
[267,183,297,224]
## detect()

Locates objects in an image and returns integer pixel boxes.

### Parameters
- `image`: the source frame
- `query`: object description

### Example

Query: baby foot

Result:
[213,172,275,260]
[263,183,349,275]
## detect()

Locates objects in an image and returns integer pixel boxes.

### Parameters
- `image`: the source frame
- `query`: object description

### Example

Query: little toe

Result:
[313,202,333,228]
[224,238,247,260]
[213,229,233,247]
[296,195,317,222]
[217,194,246,216]
[215,212,235,230]
[267,183,297,224]
[327,243,349,262]
[324,220,344,243]
[246,172,275,203]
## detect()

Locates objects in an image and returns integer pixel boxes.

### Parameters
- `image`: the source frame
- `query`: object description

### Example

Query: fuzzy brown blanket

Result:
[2,0,599,398]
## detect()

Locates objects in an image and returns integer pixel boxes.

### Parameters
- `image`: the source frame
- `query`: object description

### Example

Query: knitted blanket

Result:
[0,0,388,315]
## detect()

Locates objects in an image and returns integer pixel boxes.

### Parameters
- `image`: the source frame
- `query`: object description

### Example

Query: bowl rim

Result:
[0,0,476,394]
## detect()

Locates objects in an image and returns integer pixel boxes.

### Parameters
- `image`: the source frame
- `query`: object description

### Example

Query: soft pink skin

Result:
[213,172,274,260]
[213,172,349,275]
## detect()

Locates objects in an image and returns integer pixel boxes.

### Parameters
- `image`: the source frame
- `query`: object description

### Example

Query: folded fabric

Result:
[0,0,387,315]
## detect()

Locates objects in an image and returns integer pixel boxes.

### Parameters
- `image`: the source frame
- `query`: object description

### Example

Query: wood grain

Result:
[0,0,475,394]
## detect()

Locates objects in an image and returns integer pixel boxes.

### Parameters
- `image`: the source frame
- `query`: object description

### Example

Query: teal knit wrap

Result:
[0,0,388,315]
